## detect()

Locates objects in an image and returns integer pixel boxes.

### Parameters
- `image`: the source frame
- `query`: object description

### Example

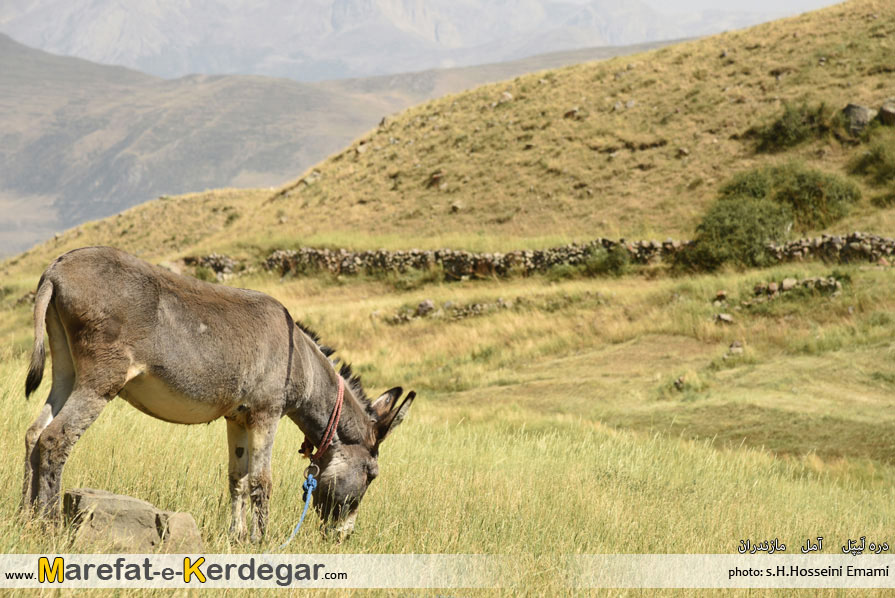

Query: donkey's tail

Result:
[25,276,54,398]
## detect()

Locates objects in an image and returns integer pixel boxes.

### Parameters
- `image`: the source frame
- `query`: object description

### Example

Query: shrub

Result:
[870,190,895,208]
[679,163,861,271]
[676,197,792,271]
[680,163,862,271]
[719,169,772,201]
[753,103,838,152]
[581,245,630,277]
[850,130,895,186]
[547,245,631,280]
[769,163,861,229]
[724,163,860,230]
[194,265,217,282]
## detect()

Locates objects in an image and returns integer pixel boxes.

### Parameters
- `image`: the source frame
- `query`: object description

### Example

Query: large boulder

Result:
[63,488,203,553]
[842,104,878,135]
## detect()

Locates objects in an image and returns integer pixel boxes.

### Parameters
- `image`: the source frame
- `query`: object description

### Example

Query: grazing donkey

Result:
[23,246,415,541]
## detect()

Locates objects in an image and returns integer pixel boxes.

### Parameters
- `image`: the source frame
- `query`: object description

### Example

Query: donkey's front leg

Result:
[247,415,279,543]
[226,418,249,542]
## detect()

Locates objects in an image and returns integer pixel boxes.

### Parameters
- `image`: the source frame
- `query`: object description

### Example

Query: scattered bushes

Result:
[678,163,861,271]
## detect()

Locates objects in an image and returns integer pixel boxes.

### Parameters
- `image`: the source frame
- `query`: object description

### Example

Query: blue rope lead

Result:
[276,473,318,551]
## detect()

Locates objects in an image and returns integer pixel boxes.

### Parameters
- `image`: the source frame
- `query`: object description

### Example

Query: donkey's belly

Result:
[119,372,230,424]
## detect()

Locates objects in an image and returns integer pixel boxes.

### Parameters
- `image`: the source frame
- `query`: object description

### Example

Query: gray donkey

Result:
[23,246,415,541]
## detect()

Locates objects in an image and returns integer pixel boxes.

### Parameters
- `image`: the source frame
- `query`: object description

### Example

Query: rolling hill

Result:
[3,0,893,276]
[0,33,673,257]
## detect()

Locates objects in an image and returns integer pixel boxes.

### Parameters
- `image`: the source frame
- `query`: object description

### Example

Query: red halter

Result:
[301,376,344,462]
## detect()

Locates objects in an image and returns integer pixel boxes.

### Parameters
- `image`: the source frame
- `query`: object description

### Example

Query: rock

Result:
[450,201,463,213]
[64,488,202,553]
[498,91,513,104]
[728,340,744,355]
[625,99,637,109]
[416,299,436,317]
[715,313,734,324]
[781,277,797,291]
[767,282,779,294]
[842,104,878,135]
[676,147,690,158]
[880,99,895,126]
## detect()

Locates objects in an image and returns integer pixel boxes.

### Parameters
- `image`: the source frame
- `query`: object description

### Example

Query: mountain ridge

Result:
[0,0,791,81]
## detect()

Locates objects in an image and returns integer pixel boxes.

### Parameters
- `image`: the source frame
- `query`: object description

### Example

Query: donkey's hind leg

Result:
[226,417,250,542]
[35,386,112,518]
[23,306,75,510]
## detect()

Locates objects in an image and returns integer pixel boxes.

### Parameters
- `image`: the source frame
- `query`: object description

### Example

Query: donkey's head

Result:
[313,386,415,539]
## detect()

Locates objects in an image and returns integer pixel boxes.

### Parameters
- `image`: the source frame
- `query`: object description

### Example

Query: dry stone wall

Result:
[256,232,895,280]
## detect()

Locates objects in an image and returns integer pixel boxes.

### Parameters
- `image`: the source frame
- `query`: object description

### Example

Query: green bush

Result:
[678,163,860,271]
[194,265,217,282]
[871,190,895,208]
[546,246,630,280]
[676,197,792,271]
[582,245,630,277]
[753,103,838,152]
[719,169,772,200]
[850,130,895,186]
[722,163,860,230]
[770,163,861,228]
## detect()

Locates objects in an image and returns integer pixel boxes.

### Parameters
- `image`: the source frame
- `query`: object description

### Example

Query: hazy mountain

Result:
[0,0,779,81]
[0,32,673,256]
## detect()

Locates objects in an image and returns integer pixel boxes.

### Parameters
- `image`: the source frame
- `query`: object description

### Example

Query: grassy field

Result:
[3,259,895,595]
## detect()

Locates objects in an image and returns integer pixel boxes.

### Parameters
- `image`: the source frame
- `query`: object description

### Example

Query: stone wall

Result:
[262,238,685,279]
[256,232,895,280]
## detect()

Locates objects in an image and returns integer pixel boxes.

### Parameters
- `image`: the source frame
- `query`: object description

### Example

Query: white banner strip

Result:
[0,554,502,589]
[7,553,895,588]
[573,555,895,588]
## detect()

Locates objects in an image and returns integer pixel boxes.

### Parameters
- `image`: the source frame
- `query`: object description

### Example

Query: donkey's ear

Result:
[370,387,402,419]
[375,391,416,443]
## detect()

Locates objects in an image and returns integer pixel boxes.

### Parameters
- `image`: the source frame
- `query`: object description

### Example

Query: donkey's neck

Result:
[288,334,370,450]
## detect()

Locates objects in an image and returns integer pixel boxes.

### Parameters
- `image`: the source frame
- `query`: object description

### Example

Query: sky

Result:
[640,0,842,13]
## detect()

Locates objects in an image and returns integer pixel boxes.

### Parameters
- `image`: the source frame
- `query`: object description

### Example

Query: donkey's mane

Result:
[295,320,371,409]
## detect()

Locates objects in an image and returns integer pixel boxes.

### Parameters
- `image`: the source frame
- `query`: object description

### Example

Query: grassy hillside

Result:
[7,0,891,271]
[246,0,894,250]
[0,33,673,259]
[4,2,895,595]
